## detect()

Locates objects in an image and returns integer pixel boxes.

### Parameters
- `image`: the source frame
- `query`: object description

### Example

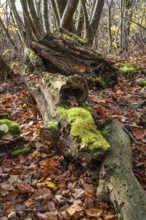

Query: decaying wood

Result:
[28,32,117,86]
[24,73,88,124]
[97,120,146,220]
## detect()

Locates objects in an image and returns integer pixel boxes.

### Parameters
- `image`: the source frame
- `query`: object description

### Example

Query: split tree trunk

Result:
[98,120,146,220]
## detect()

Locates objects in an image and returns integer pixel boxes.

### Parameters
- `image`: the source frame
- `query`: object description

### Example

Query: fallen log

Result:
[24,72,88,124]
[27,31,117,87]
[22,32,146,219]
[97,120,146,220]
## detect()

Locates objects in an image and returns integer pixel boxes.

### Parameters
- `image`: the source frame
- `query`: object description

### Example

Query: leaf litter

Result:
[0,54,146,219]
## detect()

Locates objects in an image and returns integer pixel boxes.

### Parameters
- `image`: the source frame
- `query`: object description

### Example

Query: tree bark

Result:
[28,32,117,86]
[97,120,146,220]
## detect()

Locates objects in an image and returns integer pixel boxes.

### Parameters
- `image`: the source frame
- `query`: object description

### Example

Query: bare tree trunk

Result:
[88,0,105,45]
[42,0,50,33]
[55,0,67,19]
[50,0,60,28]
[60,0,78,32]
[27,0,44,36]
[20,0,40,40]
[8,0,26,44]
[106,0,113,51]
[0,17,18,52]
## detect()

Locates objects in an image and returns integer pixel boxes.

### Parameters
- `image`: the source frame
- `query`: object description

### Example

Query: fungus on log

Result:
[97,120,146,220]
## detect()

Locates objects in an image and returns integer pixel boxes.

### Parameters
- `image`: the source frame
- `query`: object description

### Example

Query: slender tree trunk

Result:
[60,0,78,32]
[0,17,18,52]
[88,0,105,45]
[50,0,60,28]
[8,0,26,44]
[55,0,67,20]
[42,0,50,33]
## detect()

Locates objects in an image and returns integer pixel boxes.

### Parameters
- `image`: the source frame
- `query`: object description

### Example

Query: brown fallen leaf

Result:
[86,208,103,217]
[16,182,34,193]
[63,204,83,216]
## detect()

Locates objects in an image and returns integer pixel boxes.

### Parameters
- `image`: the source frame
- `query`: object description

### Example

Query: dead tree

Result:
[22,32,146,219]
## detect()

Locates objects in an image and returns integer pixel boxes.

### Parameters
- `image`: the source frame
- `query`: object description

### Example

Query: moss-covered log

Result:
[97,120,146,220]
[40,107,110,163]
[27,31,117,87]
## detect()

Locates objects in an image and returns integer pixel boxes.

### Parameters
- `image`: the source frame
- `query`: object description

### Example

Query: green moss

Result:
[11,147,32,157]
[94,50,101,57]
[26,48,43,66]
[57,107,110,158]
[74,35,86,44]
[62,33,86,44]
[62,33,71,41]
[97,77,107,89]
[139,80,146,87]
[0,119,20,137]
[120,63,133,68]
[119,63,136,76]
[47,121,59,132]
[101,126,110,138]
[81,102,92,112]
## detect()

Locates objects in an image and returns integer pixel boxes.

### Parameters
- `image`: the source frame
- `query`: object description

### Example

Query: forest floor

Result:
[0,52,146,220]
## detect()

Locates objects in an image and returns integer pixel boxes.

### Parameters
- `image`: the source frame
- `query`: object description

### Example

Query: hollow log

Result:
[97,120,146,220]
[24,73,88,124]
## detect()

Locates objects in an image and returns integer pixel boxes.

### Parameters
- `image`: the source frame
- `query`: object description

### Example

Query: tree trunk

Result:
[0,56,14,79]
[97,120,146,220]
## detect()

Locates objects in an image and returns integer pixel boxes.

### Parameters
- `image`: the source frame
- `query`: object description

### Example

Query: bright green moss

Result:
[11,147,32,157]
[139,80,146,87]
[119,63,136,76]
[74,35,86,44]
[47,121,59,132]
[94,50,101,57]
[0,119,20,137]
[26,48,43,66]
[62,33,86,44]
[101,126,110,138]
[57,107,110,158]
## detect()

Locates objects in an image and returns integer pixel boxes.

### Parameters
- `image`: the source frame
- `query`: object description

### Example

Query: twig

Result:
[123,16,146,30]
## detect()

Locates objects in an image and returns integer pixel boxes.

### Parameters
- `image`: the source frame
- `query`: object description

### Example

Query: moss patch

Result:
[57,107,110,158]
[26,48,43,66]
[119,63,136,77]
[0,119,20,137]
[139,80,146,87]
[11,147,32,157]
[47,121,59,132]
